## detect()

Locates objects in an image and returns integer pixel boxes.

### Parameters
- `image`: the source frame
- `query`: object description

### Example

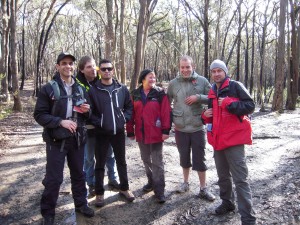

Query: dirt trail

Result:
[0,81,300,225]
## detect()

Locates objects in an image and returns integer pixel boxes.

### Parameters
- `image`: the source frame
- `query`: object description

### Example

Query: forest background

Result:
[0,0,299,114]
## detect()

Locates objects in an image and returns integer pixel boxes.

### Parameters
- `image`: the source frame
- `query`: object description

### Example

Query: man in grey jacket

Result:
[167,55,215,201]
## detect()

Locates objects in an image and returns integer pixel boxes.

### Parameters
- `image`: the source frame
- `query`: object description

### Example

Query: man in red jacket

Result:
[201,59,256,225]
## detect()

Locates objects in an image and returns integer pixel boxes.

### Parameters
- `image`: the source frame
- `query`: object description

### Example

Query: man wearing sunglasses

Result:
[88,59,134,206]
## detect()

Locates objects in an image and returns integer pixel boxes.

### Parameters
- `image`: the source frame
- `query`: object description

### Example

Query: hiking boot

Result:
[119,190,135,202]
[108,180,120,189]
[75,205,95,218]
[42,216,54,225]
[214,201,236,215]
[198,188,216,201]
[142,183,153,192]
[156,195,166,204]
[95,195,104,207]
[88,185,95,198]
[176,182,189,193]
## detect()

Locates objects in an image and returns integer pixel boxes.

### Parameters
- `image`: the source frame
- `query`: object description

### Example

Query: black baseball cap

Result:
[56,52,76,64]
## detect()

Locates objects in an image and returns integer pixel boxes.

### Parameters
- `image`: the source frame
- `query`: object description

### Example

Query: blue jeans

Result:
[84,129,118,186]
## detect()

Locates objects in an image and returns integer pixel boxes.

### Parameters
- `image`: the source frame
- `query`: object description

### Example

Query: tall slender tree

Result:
[272,0,286,112]
[10,0,22,111]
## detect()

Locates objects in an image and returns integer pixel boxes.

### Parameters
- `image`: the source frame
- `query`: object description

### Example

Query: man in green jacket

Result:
[167,55,215,201]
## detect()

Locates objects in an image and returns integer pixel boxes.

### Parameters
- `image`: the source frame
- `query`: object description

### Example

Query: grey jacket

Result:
[167,71,211,133]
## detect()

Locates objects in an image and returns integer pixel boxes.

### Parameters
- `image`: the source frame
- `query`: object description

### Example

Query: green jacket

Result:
[167,71,211,133]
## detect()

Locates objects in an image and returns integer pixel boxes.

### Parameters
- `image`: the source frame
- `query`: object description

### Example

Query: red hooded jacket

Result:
[201,78,255,150]
[126,86,171,144]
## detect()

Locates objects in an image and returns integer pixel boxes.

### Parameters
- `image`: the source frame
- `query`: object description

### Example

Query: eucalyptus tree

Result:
[10,0,22,111]
[181,0,210,78]
[286,0,300,110]
[272,0,286,112]
[130,0,158,90]
[0,0,10,102]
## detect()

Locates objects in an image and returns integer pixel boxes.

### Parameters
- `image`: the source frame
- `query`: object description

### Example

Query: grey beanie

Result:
[210,59,228,75]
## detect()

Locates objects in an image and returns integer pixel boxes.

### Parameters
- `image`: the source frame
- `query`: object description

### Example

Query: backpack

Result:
[49,80,84,114]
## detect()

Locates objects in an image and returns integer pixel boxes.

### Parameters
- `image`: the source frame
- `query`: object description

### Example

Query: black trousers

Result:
[41,137,87,217]
[94,131,129,195]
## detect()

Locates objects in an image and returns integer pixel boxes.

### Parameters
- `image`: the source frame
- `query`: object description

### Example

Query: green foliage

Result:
[0,104,12,120]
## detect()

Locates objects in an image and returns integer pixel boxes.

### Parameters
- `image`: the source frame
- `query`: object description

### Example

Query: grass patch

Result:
[0,103,12,120]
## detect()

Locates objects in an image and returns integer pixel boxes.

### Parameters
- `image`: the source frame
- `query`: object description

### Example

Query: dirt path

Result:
[1,82,300,225]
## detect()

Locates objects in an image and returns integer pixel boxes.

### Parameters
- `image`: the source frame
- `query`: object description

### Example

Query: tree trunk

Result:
[272,0,286,112]
[244,20,249,88]
[286,0,299,110]
[130,0,157,91]
[236,0,242,81]
[19,2,27,91]
[10,0,22,111]
[250,5,256,95]
[119,0,126,84]
[105,0,115,60]
[0,0,10,102]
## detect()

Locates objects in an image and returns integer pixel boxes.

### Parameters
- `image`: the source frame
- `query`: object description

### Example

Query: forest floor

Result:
[0,80,300,225]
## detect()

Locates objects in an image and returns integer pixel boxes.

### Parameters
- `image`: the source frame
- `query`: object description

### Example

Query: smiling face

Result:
[211,68,226,87]
[56,56,75,82]
[142,72,156,90]
[179,58,194,78]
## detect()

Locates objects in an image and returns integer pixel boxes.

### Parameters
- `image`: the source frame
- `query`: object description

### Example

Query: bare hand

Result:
[162,134,169,141]
[218,97,225,106]
[60,120,77,133]
[128,136,135,140]
[184,95,197,105]
[203,108,213,118]
[79,103,90,113]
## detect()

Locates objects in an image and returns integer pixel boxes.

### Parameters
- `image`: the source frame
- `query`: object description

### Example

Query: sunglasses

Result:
[100,67,113,72]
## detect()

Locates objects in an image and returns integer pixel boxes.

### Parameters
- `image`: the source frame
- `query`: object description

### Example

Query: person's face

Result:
[179,59,194,78]
[81,60,96,82]
[56,57,75,80]
[142,72,156,89]
[211,68,226,85]
[99,63,114,80]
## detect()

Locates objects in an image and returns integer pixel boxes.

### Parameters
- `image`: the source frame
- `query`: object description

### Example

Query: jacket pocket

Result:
[172,109,184,128]
[191,110,203,127]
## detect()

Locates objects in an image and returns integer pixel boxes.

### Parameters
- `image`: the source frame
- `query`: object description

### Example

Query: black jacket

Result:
[34,73,89,142]
[88,79,133,135]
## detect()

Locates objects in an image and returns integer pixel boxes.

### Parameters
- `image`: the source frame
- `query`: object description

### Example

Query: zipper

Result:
[96,85,122,135]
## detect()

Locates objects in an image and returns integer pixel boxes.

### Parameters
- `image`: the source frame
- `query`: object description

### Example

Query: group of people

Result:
[34,53,256,225]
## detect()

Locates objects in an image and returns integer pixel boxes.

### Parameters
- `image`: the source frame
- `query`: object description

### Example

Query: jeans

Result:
[84,129,118,186]
[94,130,129,195]
[214,145,256,224]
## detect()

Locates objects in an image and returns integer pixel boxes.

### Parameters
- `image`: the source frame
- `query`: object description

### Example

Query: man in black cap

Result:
[34,52,94,225]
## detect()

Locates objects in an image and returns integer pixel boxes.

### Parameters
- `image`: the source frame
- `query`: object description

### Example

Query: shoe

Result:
[176,182,189,193]
[108,180,120,189]
[75,205,95,218]
[119,190,135,202]
[198,188,216,201]
[42,216,54,225]
[88,185,95,198]
[142,183,153,192]
[214,201,236,215]
[156,195,166,204]
[95,195,104,207]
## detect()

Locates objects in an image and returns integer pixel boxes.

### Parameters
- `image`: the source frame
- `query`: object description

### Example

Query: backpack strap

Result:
[49,80,60,101]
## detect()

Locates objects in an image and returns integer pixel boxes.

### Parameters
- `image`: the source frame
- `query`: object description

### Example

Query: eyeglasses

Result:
[100,67,113,72]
